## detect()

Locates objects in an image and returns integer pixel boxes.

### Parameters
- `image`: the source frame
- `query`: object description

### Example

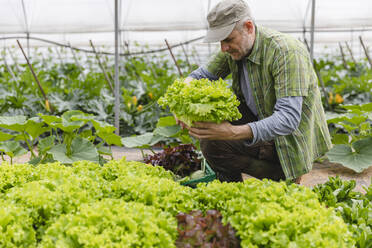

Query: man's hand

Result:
[187,121,254,140]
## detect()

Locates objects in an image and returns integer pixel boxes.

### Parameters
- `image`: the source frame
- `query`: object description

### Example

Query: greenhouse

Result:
[0,0,371,247]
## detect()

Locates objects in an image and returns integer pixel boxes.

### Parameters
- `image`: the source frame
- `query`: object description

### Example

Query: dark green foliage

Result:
[313,176,372,248]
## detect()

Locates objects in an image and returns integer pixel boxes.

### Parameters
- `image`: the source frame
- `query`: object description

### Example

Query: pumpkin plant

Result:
[0,110,122,165]
[326,102,372,172]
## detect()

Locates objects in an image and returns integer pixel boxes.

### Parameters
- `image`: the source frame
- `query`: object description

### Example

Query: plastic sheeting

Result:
[0,0,371,53]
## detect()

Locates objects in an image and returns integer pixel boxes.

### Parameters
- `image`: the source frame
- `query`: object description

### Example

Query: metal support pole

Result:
[310,0,316,61]
[114,0,121,135]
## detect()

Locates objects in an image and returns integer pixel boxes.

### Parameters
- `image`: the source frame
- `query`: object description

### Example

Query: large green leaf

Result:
[0,131,13,142]
[48,144,73,164]
[38,136,55,154]
[153,125,181,137]
[90,120,116,133]
[48,137,99,164]
[38,114,61,125]
[25,119,50,139]
[327,137,372,173]
[156,116,176,127]
[39,111,86,133]
[332,134,349,145]
[0,116,27,131]
[0,141,27,158]
[96,131,122,146]
[121,133,164,148]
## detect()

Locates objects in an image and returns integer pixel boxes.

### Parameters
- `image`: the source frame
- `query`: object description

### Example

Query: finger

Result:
[192,121,214,129]
[188,127,213,136]
[188,130,215,140]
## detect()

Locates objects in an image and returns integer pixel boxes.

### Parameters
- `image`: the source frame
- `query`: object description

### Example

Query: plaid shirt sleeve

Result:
[271,45,313,99]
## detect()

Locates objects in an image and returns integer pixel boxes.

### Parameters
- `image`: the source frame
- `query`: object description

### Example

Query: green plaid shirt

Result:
[206,25,332,179]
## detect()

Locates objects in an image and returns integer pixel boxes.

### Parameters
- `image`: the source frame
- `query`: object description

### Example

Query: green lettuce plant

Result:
[40,199,178,248]
[158,78,242,126]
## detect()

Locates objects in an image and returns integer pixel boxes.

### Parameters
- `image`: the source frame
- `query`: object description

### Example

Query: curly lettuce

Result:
[158,78,242,126]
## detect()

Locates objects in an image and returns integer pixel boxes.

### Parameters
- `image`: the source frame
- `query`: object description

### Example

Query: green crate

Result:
[181,158,216,187]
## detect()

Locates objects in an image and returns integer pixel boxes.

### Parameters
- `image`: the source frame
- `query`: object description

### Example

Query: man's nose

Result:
[220,42,229,52]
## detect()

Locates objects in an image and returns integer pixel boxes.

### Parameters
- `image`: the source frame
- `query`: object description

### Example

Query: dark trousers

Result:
[200,101,286,182]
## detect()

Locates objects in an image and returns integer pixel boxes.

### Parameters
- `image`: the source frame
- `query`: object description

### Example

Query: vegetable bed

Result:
[0,158,364,247]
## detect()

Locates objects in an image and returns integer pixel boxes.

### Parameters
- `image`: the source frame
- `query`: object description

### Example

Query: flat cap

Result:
[204,0,252,42]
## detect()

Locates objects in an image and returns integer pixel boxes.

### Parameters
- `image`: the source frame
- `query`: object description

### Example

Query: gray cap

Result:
[204,0,252,43]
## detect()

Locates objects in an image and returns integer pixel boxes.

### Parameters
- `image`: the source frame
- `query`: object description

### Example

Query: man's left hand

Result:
[187,121,253,140]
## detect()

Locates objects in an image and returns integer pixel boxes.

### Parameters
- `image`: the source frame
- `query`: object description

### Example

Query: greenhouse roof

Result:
[0,0,371,49]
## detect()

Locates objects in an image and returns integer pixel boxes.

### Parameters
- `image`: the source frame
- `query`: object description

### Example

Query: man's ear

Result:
[244,20,254,34]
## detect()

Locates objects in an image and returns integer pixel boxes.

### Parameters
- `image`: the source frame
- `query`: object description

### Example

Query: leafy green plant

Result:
[158,78,242,126]
[0,159,358,247]
[313,177,371,248]
[0,110,122,165]
[326,103,372,172]
[121,115,196,155]
[193,180,355,247]
[0,199,36,247]
[41,199,178,248]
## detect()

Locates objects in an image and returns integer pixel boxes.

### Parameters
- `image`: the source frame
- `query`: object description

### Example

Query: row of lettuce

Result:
[0,158,370,247]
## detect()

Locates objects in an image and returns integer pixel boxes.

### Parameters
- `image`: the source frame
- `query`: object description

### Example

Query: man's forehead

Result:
[223,30,238,42]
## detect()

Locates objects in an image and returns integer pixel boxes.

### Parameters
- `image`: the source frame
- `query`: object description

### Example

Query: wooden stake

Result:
[338,43,348,69]
[16,40,52,112]
[359,36,372,69]
[304,39,330,109]
[315,67,330,110]
[89,40,114,94]
[164,39,183,77]
[345,41,357,64]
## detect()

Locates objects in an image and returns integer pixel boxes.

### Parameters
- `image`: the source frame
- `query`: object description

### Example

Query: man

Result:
[180,0,332,183]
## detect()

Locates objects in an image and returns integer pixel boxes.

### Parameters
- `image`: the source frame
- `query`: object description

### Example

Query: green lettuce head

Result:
[158,78,242,126]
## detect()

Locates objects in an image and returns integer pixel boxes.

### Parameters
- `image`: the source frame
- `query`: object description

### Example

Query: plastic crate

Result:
[181,158,216,187]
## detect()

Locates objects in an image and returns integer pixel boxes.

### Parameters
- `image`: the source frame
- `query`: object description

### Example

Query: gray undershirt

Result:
[189,66,303,145]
